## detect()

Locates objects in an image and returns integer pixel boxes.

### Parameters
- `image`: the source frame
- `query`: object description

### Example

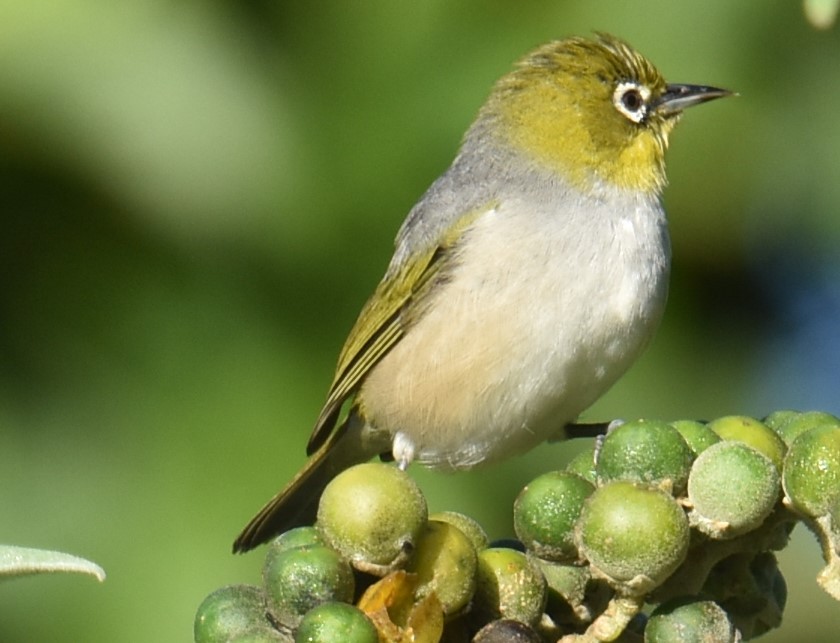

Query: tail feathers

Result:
[232,418,379,553]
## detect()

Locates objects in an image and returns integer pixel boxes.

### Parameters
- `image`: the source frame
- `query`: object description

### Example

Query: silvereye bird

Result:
[234,33,730,552]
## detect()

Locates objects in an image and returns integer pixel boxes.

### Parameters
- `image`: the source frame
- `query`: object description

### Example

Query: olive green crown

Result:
[477,33,676,194]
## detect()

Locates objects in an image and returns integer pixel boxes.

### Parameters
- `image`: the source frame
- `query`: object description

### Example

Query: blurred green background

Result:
[1,1,839,640]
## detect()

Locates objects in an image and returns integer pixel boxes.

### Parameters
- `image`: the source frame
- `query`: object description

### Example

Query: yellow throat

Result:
[481,34,682,194]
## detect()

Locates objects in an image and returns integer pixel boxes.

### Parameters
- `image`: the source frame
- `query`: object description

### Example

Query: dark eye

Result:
[612,82,650,123]
[621,88,643,112]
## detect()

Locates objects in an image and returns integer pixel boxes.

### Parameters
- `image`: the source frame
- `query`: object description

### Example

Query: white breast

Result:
[360,184,671,469]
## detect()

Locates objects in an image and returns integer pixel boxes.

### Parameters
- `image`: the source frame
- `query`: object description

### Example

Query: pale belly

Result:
[358,196,670,469]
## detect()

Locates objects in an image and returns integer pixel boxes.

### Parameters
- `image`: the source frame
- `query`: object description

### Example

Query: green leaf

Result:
[0,544,105,582]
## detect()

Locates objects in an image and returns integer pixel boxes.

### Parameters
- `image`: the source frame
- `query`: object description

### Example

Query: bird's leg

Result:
[549,420,613,442]
[549,419,627,461]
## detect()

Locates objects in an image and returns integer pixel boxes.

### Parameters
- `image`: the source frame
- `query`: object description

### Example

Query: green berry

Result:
[707,415,786,472]
[783,424,840,517]
[294,602,378,643]
[230,629,290,642]
[429,510,489,551]
[194,585,273,643]
[687,440,780,538]
[473,548,547,627]
[596,419,693,494]
[762,409,802,432]
[576,481,689,594]
[266,527,324,554]
[316,463,427,574]
[646,598,737,643]
[406,519,477,615]
[262,545,354,628]
[670,420,720,456]
[566,444,597,484]
[775,410,840,447]
[513,471,593,561]
[529,556,592,625]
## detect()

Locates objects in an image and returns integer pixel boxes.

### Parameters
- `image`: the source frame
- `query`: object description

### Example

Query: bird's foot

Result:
[392,431,416,471]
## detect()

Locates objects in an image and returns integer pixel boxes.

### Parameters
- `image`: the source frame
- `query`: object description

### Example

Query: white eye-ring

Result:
[613,81,651,123]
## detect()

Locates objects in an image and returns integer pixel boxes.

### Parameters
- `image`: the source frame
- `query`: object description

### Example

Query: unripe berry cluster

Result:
[195,410,840,642]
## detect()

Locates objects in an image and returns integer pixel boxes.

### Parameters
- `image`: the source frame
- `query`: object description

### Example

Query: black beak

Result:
[654,84,734,116]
